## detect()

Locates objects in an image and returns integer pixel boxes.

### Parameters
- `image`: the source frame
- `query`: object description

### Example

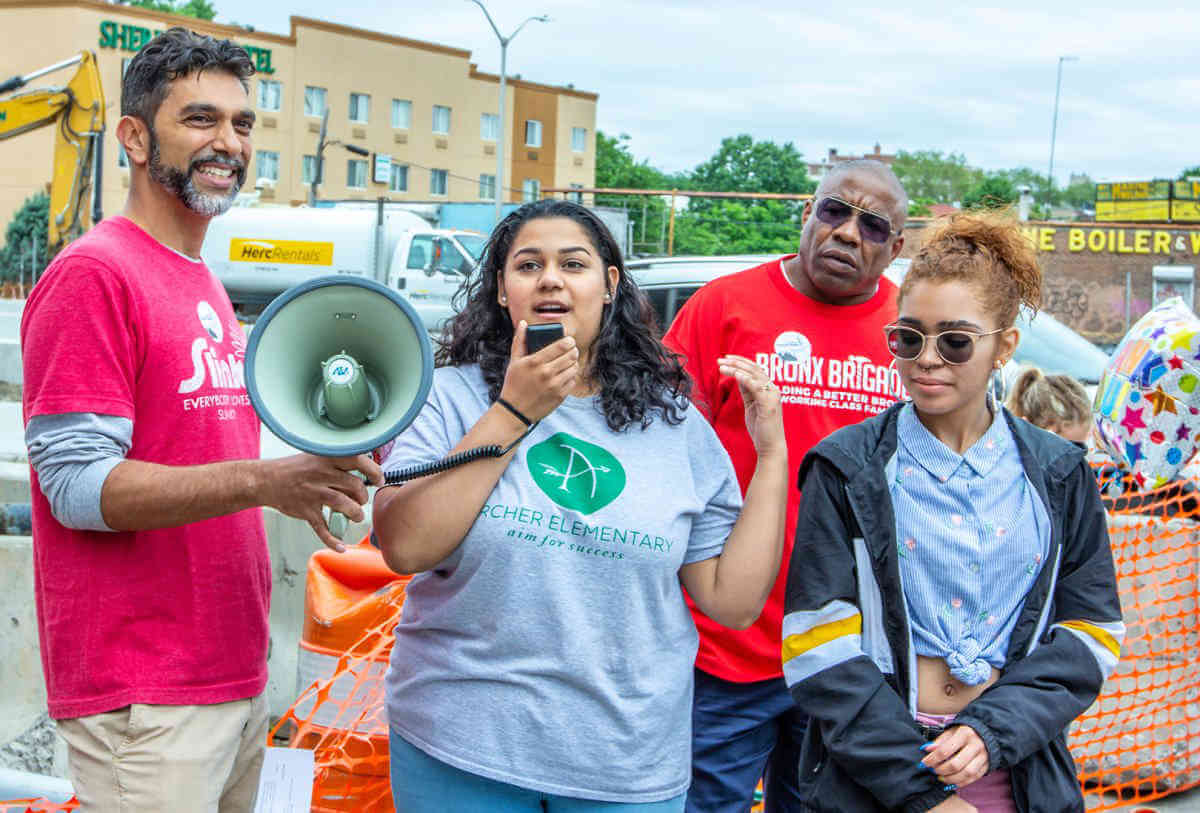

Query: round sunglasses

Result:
[813,195,900,244]
[883,324,1005,365]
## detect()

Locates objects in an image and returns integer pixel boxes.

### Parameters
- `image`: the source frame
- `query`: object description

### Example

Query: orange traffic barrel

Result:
[287,537,409,812]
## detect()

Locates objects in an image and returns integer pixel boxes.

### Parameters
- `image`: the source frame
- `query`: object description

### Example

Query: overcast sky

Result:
[231,1,1200,184]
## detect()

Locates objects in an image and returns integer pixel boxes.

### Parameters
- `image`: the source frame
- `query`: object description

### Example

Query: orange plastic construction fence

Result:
[271,538,407,811]
[9,474,1191,812]
[1072,477,1200,809]
[274,483,1200,811]
[0,802,77,813]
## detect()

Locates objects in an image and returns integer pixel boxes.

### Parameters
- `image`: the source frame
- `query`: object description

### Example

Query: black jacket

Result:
[782,403,1124,813]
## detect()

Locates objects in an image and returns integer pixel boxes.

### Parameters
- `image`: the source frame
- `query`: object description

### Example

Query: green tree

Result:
[689,135,815,195]
[1061,175,1096,210]
[1,192,50,283]
[673,199,800,256]
[680,135,814,255]
[891,150,981,204]
[907,197,934,217]
[117,0,216,20]
[595,131,676,190]
[996,167,1055,205]
[594,132,679,255]
[594,132,815,256]
[1179,166,1200,180]
[962,174,1017,209]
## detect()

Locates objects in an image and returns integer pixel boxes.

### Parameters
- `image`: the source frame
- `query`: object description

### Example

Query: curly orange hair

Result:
[899,209,1042,328]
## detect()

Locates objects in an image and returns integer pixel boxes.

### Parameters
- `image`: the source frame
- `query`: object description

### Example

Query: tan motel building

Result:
[0,0,598,229]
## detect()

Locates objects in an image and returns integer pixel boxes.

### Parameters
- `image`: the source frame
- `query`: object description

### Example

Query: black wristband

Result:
[495,397,533,427]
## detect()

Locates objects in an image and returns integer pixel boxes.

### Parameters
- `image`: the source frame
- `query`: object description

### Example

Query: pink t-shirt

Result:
[21,216,269,720]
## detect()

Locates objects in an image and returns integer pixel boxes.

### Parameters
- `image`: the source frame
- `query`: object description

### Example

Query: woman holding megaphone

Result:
[373,199,787,811]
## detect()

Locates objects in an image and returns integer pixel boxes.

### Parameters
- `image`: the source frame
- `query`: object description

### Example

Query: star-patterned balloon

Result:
[1095,298,1200,487]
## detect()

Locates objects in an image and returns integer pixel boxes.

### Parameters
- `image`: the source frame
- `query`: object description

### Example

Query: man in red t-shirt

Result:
[664,161,909,812]
[20,29,381,812]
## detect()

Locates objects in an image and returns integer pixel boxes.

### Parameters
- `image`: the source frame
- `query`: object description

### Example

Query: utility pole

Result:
[468,0,550,225]
[310,106,369,206]
[1047,55,1078,207]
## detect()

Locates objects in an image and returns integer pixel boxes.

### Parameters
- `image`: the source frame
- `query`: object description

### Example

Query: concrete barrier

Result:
[0,508,368,777]
[0,340,19,387]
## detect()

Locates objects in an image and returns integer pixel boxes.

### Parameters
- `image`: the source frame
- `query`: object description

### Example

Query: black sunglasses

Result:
[883,324,1005,365]
[813,195,899,244]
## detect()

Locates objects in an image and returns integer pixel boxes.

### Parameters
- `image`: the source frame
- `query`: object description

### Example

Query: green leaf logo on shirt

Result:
[527,432,626,514]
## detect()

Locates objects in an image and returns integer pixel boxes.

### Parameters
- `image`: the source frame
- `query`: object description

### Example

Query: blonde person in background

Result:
[1005,368,1092,449]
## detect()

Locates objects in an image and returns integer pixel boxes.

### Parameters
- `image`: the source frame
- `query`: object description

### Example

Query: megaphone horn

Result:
[244,276,434,458]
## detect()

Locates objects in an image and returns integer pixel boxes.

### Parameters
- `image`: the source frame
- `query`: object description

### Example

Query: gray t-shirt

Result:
[382,364,743,803]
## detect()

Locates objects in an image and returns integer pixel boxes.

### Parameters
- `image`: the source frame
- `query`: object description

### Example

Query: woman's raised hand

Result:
[719,355,784,459]
[499,320,580,422]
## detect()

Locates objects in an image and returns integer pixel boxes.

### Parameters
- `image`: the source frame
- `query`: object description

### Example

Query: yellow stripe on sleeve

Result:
[1059,620,1122,659]
[782,614,862,664]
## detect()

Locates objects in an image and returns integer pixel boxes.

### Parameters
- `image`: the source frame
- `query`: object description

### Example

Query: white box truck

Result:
[201,203,487,332]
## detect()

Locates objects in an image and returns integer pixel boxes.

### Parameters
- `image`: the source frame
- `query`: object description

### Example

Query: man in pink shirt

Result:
[20,27,381,812]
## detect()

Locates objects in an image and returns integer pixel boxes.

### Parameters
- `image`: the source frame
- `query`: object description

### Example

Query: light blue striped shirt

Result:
[890,403,1050,685]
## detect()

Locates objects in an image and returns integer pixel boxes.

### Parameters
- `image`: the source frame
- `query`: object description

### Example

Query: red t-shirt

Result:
[21,216,269,719]
[664,256,904,682]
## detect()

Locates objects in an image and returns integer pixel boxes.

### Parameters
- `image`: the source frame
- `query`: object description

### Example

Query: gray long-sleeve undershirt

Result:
[25,412,132,532]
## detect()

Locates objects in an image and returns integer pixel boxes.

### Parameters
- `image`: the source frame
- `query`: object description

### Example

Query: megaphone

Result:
[245,275,433,459]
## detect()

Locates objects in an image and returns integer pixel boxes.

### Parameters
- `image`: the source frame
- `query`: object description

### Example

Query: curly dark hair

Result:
[121,27,254,124]
[437,199,692,432]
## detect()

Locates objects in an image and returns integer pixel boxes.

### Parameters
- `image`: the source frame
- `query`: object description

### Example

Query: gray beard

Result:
[147,132,243,217]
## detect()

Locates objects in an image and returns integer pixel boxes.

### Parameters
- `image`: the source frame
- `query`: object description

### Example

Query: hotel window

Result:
[392,99,412,129]
[347,159,368,189]
[571,127,587,152]
[479,174,496,200]
[390,164,409,192]
[256,150,279,182]
[349,93,370,124]
[430,169,448,196]
[432,105,451,135]
[522,178,540,202]
[258,80,281,112]
[480,113,499,141]
[301,155,320,185]
[525,120,542,148]
[569,183,583,203]
[304,86,326,117]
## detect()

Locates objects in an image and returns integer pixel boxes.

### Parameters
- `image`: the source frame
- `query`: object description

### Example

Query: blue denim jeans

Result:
[686,669,809,813]
[389,728,686,813]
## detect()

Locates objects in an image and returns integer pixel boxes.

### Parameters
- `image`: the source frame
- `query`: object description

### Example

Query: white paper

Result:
[253,747,315,813]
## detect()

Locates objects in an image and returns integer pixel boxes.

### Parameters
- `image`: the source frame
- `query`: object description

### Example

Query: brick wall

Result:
[899,221,1200,347]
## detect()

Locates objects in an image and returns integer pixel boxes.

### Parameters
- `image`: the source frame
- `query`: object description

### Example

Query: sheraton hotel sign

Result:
[98,20,275,74]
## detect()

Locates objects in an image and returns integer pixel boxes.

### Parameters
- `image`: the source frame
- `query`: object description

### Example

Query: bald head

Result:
[819,160,908,227]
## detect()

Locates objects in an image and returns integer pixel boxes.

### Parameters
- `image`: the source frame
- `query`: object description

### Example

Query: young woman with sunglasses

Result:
[780,211,1123,812]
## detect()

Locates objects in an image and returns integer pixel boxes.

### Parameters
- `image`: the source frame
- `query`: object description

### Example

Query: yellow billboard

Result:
[1096,180,1171,222]
[1172,181,1200,222]
[1095,180,1200,222]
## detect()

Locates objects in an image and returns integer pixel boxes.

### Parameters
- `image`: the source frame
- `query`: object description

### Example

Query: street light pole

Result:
[467,0,549,224]
[310,106,370,206]
[1047,55,1078,207]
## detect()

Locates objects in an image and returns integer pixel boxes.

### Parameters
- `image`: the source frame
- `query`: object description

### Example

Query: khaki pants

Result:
[57,693,268,813]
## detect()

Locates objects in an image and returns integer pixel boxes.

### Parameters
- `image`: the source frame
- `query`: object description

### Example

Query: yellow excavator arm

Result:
[0,51,106,253]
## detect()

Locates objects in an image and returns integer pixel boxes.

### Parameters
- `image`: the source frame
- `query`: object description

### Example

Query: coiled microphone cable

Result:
[380,419,539,487]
